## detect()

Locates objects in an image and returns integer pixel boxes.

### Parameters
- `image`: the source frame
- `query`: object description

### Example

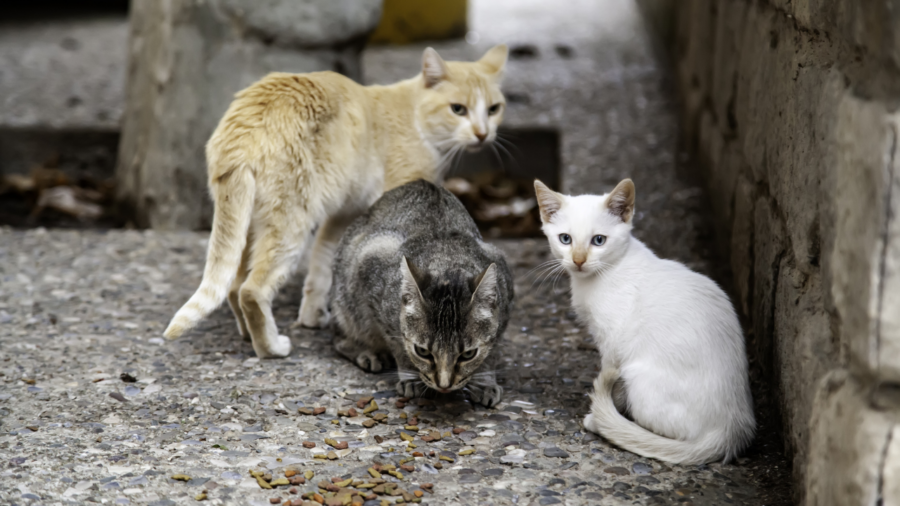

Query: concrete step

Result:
[0,14,127,177]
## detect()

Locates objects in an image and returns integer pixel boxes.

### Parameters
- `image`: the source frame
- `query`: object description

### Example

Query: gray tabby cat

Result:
[330,180,514,407]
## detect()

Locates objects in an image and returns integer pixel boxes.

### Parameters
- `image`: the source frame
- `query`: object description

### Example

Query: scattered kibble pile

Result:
[244,467,433,506]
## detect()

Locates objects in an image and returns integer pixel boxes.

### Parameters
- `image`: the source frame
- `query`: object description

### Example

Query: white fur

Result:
[536,180,755,464]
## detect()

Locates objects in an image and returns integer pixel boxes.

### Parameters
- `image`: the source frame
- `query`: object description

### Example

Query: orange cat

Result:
[164,46,508,359]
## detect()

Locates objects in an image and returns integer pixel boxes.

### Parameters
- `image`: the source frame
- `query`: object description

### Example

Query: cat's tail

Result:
[163,167,255,340]
[585,368,732,465]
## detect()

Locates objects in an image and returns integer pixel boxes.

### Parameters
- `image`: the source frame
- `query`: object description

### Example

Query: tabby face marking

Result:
[399,259,499,392]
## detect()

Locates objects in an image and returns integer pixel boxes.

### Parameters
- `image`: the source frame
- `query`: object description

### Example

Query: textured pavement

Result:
[1,229,766,506]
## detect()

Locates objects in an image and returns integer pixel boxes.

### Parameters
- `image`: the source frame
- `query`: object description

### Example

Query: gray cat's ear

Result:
[470,264,499,319]
[534,180,564,223]
[422,47,449,88]
[606,179,635,223]
[478,44,508,79]
[400,256,425,314]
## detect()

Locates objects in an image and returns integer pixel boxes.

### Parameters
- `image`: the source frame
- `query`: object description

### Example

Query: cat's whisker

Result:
[536,264,566,291]
[551,265,571,293]
[450,146,466,177]
[489,143,506,175]
[527,259,562,280]
[491,140,520,175]
[526,259,563,284]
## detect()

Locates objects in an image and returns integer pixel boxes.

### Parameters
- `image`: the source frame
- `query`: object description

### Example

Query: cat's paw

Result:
[396,379,420,399]
[469,384,503,408]
[583,413,599,434]
[255,334,292,359]
[297,295,331,328]
[355,351,383,373]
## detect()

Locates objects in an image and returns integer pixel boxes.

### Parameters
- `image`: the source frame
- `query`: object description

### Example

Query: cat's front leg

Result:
[334,328,391,373]
[466,382,503,408]
[396,379,422,399]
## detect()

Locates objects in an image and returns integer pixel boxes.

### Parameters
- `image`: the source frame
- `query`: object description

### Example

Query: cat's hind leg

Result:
[227,240,252,341]
[239,212,312,358]
[298,214,355,328]
[333,328,392,373]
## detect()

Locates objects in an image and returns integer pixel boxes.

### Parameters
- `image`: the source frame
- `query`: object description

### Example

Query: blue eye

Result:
[558,234,572,245]
[591,235,606,246]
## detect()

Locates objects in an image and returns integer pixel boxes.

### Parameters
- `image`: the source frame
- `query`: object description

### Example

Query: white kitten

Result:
[534,178,755,465]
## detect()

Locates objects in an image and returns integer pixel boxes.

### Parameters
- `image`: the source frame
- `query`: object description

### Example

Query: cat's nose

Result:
[475,132,487,143]
[574,258,585,267]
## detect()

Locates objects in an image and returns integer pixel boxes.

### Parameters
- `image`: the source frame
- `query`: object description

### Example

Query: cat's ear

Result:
[399,256,426,314]
[478,44,508,79]
[534,180,564,223]
[422,47,449,88]
[470,263,499,318]
[605,179,636,223]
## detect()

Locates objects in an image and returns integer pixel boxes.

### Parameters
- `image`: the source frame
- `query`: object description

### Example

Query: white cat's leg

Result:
[298,215,353,328]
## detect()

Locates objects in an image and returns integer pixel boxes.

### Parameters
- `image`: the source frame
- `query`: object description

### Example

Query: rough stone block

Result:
[708,140,741,243]
[830,94,896,376]
[877,121,900,381]
[883,425,900,506]
[730,173,755,318]
[675,0,716,139]
[773,262,833,483]
[806,370,894,506]
[752,195,786,381]
[710,0,746,138]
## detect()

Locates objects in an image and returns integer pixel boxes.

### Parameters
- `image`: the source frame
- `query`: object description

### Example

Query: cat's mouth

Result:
[466,139,492,152]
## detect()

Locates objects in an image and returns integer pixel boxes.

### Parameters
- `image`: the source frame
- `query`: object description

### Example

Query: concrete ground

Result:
[1,230,765,506]
[0,1,790,505]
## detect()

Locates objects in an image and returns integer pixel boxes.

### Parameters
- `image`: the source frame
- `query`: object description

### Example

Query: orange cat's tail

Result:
[164,167,255,340]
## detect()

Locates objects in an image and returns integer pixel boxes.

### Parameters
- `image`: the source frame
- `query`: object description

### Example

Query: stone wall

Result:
[674,0,900,503]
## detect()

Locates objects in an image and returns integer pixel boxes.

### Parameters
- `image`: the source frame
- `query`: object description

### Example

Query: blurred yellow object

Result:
[370,0,468,44]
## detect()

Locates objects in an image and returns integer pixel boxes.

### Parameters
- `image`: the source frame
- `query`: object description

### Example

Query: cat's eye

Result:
[558,233,572,245]
[488,103,502,115]
[414,345,432,359]
[591,235,607,246]
[450,104,467,116]
[459,349,478,361]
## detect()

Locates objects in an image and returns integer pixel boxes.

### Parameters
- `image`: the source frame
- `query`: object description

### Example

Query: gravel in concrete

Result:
[1,228,764,505]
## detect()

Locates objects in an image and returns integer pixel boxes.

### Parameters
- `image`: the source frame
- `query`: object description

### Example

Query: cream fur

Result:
[163,46,508,358]
[535,179,756,464]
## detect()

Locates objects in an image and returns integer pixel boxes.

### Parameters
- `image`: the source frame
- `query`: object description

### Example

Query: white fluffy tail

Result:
[585,369,730,465]
[163,168,255,339]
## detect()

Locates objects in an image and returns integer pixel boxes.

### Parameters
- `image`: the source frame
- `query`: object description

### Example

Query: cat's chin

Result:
[566,267,601,279]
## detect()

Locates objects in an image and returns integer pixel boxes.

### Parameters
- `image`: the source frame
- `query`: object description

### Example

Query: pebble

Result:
[542,447,569,458]
[632,462,653,475]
